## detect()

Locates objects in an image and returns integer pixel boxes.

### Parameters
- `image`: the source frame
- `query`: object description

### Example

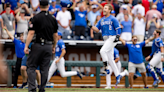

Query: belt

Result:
[35,41,53,45]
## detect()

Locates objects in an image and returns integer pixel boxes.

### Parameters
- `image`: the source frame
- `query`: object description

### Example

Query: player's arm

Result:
[91,19,100,33]
[53,33,58,54]
[119,37,126,46]
[25,30,35,48]
[56,49,66,63]
[91,26,100,33]
[113,18,121,42]
[145,36,155,44]
[115,57,120,63]
[3,26,14,40]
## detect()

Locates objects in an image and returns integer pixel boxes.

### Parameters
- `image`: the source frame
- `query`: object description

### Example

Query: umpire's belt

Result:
[35,41,53,45]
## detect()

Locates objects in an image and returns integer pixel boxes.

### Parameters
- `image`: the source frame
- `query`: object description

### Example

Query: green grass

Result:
[0,88,164,92]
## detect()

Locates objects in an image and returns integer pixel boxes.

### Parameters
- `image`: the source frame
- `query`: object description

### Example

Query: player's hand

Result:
[161,58,164,62]
[24,47,29,54]
[114,35,120,42]
[55,59,60,63]
[52,47,55,54]
[145,56,151,61]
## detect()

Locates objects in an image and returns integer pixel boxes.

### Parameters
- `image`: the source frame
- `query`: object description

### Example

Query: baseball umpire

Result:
[24,0,58,92]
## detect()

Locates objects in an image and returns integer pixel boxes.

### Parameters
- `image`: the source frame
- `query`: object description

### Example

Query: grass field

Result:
[0,88,164,92]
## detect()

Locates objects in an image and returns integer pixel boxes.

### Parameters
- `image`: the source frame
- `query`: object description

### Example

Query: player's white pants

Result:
[149,52,164,79]
[106,61,126,87]
[47,57,77,82]
[100,36,119,76]
[150,52,163,69]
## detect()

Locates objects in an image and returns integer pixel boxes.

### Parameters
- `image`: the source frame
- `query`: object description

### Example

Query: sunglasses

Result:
[133,39,137,41]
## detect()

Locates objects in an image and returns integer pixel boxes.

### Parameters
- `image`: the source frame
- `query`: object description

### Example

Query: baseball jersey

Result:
[125,41,146,64]
[150,37,163,56]
[95,15,121,36]
[13,38,25,58]
[114,48,119,60]
[55,39,66,57]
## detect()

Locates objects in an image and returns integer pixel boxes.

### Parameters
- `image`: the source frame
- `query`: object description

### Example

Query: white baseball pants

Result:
[106,61,126,87]
[47,57,77,82]
[100,36,120,77]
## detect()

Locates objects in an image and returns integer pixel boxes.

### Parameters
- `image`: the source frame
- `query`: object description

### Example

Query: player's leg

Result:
[19,55,28,89]
[128,62,136,88]
[57,57,82,78]
[137,62,147,88]
[107,47,122,85]
[13,57,22,88]
[105,65,113,89]
[155,61,164,82]
[99,36,116,75]
[117,61,129,77]
[47,58,58,82]
[146,53,160,81]
[36,69,41,88]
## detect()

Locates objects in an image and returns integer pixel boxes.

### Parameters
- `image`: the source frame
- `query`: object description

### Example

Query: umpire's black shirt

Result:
[29,11,58,42]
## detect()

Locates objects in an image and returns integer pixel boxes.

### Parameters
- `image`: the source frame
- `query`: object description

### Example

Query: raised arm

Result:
[16,12,21,22]
[72,1,77,12]
[119,37,126,45]
[3,26,14,40]
[145,36,155,44]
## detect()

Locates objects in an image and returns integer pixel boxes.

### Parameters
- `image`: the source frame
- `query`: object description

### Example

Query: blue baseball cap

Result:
[111,10,115,14]
[52,0,56,2]
[58,31,62,36]
[60,0,73,8]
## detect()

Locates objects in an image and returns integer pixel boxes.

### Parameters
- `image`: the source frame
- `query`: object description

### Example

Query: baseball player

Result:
[47,32,82,82]
[105,48,129,89]
[145,29,164,87]
[91,4,122,85]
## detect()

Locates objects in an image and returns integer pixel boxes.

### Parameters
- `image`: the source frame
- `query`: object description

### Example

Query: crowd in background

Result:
[0,0,164,41]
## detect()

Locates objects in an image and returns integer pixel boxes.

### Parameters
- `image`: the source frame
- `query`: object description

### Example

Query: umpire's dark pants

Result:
[13,57,22,87]
[26,43,52,92]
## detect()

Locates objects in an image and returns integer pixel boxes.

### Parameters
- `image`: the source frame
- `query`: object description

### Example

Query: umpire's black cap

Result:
[40,0,49,6]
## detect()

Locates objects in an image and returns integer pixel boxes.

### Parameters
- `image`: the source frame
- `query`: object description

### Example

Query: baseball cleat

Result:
[124,69,129,76]
[105,86,111,89]
[116,75,122,86]
[99,69,110,76]
[77,69,83,79]
[153,79,161,87]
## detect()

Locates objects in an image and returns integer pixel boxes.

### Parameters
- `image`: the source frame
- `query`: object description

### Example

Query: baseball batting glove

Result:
[114,35,120,42]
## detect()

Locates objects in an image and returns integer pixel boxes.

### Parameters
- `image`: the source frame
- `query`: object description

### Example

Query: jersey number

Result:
[109,25,112,30]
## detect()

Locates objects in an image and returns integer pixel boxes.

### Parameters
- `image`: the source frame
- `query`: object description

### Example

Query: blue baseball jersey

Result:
[125,41,146,64]
[95,15,121,36]
[55,39,66,57]
[114,48,119,60]
[150,37,163,56]
[13,38,25,58]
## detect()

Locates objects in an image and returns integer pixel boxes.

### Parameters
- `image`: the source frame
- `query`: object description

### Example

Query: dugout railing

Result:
[4,60,164,87]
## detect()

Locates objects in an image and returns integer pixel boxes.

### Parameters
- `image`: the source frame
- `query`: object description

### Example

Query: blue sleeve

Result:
[140,41,146,47]
[58,41,66,50]
[113,18,121,35]
[125,43,129,48]
[114,49,119,58]
[157,40,163,47]
[13,38,19,45]
[97,12,101,16]
[48,6,52,11]
[95,19,101,30]
[5,0,9,3]
[74,10,78,14]
[150,48,156,56]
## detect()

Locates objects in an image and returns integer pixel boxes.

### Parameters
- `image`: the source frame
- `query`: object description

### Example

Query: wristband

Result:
[163,25,164,28]
[161,53,164,58]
